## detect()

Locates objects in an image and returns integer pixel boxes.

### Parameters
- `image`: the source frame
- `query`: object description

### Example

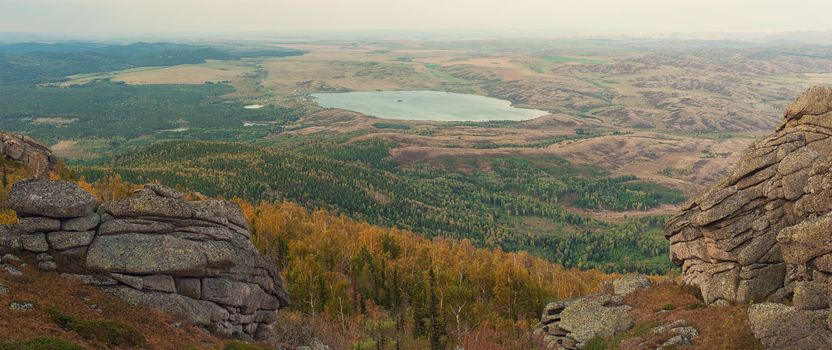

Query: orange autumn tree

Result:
[4,166,615,349]
[237,200,614,348]
[0,158,30,224]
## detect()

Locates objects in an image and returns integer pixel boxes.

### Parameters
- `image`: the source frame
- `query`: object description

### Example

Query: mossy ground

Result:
[580,281,763,350]
[0,257,269,349]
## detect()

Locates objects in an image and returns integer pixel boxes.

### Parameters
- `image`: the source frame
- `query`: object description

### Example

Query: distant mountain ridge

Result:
[0,41,303,85]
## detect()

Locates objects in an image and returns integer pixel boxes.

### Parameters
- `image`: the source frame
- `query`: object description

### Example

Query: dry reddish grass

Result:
[0,257,225,349]
[619,282,763,350]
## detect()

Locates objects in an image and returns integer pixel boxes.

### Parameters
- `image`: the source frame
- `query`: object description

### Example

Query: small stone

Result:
[661,335,692,348]
[88,304,102,313]
[0,264,22,276]
[36,253,53,261]
[711,299,731,307]
[611,274,651,296]
[110,273,144,290]
[651,319,688,334]
[545,323,568,336]
[9,301,33,310]
[37,261,57,271]
[309,338,330,350]
[561,337,577,349]
[1,254,20,264]
[671,326,699,339]
[0,281,8,294]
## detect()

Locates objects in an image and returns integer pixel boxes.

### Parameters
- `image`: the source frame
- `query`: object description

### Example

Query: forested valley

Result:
[78,137,680,274]
[0,162,618,349]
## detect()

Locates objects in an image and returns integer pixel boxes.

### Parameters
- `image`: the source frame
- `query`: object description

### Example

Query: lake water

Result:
[312,90,548,121]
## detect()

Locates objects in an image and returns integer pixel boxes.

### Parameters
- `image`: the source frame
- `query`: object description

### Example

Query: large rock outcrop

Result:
[0,180,288,340]
[0,131,56,178]
[665,86,832,348]
[534,275,651,349]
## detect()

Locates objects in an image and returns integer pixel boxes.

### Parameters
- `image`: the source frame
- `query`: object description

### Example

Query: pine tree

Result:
[411,278,427,338]
[429,266,445,350]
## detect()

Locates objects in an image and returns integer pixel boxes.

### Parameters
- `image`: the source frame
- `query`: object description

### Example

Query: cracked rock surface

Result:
[1,181,289,341]
[534,274,651,349]
[665,87,832,348]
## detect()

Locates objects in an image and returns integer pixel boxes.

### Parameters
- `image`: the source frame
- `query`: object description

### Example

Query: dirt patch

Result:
[115,64,250,84]
[51,140,97,161]
[565,204,680,223]
[32,117,77,126]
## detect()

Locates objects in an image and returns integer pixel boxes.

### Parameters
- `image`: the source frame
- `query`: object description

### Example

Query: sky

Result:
[1,0,832,37]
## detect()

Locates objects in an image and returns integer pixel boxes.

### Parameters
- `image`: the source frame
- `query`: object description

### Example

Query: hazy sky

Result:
[1,0,831,36]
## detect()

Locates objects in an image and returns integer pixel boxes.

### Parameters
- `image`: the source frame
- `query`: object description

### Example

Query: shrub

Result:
[678,283,704,302]
[47,308,146,347]
[583,336,608,350]
[684,303,705,310]
[0,337,84,350]
[223,341,272,350]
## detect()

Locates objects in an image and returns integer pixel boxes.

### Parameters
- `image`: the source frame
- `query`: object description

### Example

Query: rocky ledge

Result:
[0,180,289,341]
[665,86,832,348]
[0,131,56,178]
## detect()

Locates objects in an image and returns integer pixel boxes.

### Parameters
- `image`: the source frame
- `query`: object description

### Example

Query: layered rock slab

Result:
[748,303,832,349]
[1,180,288,340]
[0,131,56,178]
[665,86,832,305]
[665,87,832,348]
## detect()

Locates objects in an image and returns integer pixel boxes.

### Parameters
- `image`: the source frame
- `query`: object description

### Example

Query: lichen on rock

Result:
[665,87,832,348]
[0,180,288,341]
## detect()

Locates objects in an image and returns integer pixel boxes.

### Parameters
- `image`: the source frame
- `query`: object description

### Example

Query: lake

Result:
[312,90,548,121]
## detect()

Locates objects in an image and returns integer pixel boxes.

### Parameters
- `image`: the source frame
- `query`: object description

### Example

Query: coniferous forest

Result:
[79,137,681,274]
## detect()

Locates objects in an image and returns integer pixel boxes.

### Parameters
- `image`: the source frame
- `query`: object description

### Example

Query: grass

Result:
[223,341,272,350]
[620,283,763,350]
[592,321,660,349]
[372,122,411,130]
[584,337,608,350]
[582,282,763,349]
[542,54,608,65]
[0,337,84,350]
[47,308,146,348]
[0,262,222,349]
